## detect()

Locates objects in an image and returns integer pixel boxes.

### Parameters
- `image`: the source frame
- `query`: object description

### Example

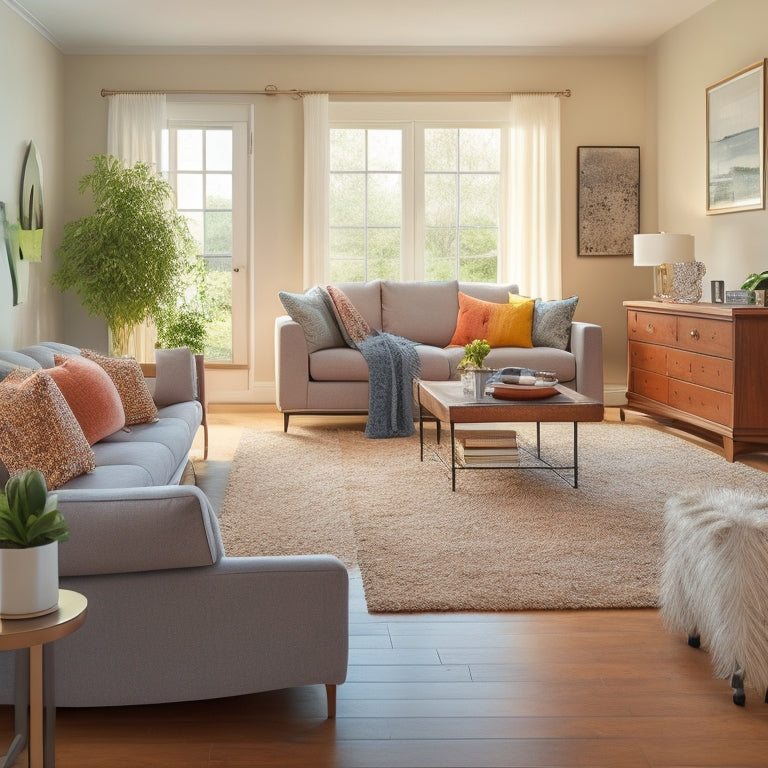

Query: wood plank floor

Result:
[3,405,768,768]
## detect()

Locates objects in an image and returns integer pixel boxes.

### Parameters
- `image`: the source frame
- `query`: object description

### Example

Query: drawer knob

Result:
[646,323,655,334]
[690,329,700,341]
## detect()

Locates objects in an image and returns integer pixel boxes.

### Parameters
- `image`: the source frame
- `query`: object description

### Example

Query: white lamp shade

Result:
[633,233,694,266]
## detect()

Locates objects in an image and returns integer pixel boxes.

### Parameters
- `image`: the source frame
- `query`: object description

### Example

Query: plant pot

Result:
[0,541,59,618]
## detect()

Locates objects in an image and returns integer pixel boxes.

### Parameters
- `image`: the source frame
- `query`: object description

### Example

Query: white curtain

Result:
[107,93,167,360]
[302,93,329,289]
[504,94,562,300]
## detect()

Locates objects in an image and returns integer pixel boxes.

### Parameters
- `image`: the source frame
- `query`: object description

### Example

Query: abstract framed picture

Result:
[577,146,640,256]
[706,60,766,214]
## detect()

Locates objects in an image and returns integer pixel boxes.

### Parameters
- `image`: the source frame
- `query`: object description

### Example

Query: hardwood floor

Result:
[4,405,768,767]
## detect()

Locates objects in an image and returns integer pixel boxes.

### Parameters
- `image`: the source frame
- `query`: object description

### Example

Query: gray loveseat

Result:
[276,280,604,430]
[0,342,348,715]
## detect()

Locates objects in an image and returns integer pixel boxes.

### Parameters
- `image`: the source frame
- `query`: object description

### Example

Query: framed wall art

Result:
[577,146,640,256]
[706,60,766,214]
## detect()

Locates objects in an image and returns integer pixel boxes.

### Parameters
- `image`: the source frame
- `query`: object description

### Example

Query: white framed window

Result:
[329,102,508,283]
[163,100,251,364]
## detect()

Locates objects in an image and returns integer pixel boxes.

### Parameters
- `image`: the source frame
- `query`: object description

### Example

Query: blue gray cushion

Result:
[532,296,579,350]
[279,286,345,352]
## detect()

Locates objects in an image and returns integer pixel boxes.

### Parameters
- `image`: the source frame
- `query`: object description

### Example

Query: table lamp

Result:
[633,233,703,302]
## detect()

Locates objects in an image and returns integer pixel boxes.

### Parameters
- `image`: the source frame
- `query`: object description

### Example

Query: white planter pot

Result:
[0,541,59,618]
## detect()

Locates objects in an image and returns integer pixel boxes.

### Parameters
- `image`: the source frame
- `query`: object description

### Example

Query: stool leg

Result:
[731,667,746,706]
[687,633,701,648]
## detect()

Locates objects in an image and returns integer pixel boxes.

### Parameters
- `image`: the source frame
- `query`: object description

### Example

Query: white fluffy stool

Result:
[660,487,768,706]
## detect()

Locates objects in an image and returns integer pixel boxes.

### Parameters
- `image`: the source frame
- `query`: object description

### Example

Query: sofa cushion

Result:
[326,285,371,345]
[0,351,42,381]
[153,347,198,406]
[459,282,520,303]
[18,342,81,369]
[89,441,178,486]
[381,280,459,347]
[99,416,195,471]
[81,350,159,426]
[448,292,534,348]
[0,369,96,489]
[49,354,126,445]
[532,296,579,350]
[278,287,345,353]
[310,348,369,382]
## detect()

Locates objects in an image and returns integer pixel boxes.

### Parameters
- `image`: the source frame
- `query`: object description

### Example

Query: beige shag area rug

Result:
[217,422,768,612]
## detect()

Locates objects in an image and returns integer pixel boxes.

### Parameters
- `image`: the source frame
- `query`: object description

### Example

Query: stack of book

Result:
[453,425,519,467]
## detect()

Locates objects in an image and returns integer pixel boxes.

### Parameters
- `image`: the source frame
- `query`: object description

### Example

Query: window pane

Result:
[425,128,457,171]
[204,211,232,256]
[184,212,204,254]
[459,228,498,282]
[367,228,401,279]
[459,175,498,227]
[177,173,203,209]
[367,174,401,226]
[206,130,232,171]
[206,173,232,209]
[425,174,456,227]
[330,129,365,171]
[460,129,500,172]
[330,227,365,261]
[368,130,401,171]
[330,173,365,226]
[204,267,232,362]
[177,130,203,171]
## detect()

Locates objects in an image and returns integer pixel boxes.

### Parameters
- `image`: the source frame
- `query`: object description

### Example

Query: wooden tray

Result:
[490,383,558,400]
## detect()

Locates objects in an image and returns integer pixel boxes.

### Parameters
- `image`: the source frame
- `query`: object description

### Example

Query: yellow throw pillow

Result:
[447,292,534,348]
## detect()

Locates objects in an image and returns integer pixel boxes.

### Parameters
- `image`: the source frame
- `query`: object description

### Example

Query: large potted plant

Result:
[0,470,69,618]
[52,154,197,356]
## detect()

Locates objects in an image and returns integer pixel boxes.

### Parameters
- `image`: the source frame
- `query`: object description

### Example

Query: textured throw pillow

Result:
[530,296,579,350]
[0,369,96,489]
[49,354,125,444]
[153,347,197,407]
[448,292,534,348]
[80,350,158,426]
[279,286,346,353]
[326,285,372,346]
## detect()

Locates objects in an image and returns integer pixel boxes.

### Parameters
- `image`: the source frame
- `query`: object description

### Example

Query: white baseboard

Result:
[603,384,627,408]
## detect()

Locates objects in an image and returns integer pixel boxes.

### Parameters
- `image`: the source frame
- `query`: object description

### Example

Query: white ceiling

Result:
[6,0,715,55]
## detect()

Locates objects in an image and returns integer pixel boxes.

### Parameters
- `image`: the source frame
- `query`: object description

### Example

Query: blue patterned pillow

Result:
[532,296,578,350]
[279,286,345,353]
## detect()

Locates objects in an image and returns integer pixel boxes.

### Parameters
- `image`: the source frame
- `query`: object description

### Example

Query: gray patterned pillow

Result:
[279,286,345,353]
[532,296,578,350]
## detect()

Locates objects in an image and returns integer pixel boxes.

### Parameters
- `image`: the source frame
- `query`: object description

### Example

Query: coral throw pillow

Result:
[0,369,96,489]
[80,350,158,426]
[49,354,126,444]
[447,292,534,348]
[325,285,372,346]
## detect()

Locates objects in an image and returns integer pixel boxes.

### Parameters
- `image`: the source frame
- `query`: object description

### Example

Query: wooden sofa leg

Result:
[325,684,336,719]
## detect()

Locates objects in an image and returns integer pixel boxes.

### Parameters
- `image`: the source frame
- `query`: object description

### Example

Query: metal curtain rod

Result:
[100,85,571,99]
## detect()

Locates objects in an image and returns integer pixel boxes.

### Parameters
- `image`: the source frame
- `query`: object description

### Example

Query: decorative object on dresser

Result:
[632,233,705,302]
[623,301,768,461]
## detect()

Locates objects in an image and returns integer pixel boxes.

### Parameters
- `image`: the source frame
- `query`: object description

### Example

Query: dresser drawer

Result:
[629,341,667,375]
[629,368,668,403]
[667,348,734,393]
[675,315,732,358]
[627,311,677,345]
[668,380,733,427]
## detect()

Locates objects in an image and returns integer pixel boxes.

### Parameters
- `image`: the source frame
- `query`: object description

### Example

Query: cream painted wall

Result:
[60,53,650,401]
[653,0,768,290]
[0,4,64,349]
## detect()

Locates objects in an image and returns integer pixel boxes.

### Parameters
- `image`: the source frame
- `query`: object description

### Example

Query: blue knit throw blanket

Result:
[356,332,421,438]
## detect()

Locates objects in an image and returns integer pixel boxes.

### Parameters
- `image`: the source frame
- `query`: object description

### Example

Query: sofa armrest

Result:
[56,485,224,577]
[569,321,604,403]
[275,315,310,412]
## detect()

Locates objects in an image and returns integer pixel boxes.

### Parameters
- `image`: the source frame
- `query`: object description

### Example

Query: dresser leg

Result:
[722,437,735,463]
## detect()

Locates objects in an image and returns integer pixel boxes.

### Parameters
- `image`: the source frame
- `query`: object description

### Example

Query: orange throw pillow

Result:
[50,355,126,444]
[447,292,534,348]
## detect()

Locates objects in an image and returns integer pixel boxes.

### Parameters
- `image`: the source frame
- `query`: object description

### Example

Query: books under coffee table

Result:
[454,424,519,466]
[415,379,604,491]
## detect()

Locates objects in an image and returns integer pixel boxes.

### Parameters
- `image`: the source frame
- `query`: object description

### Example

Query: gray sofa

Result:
[0,342,348,715]
[276,280,604,429]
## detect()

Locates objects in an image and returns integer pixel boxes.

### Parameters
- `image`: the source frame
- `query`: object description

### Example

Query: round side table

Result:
[0,589,87,768]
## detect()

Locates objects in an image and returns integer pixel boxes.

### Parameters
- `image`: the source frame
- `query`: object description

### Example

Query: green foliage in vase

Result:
[0,470,69,549]
[52,154,197,355]
[458,338,491,369]
[741,271,768,291]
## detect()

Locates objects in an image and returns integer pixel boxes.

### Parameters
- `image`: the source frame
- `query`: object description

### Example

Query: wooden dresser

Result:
[623,300,768,461]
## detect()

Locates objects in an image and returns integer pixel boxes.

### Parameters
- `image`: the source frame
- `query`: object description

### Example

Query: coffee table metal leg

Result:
[450,421,456,492]
[536,422,541,457]
[573,422,579,489]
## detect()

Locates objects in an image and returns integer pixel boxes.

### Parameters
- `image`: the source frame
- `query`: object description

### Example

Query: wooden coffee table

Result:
[416,380,604,490]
